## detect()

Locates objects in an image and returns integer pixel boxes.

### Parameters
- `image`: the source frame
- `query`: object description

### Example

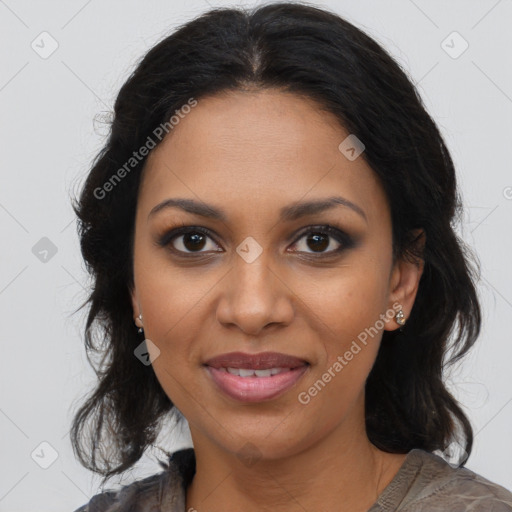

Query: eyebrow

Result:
[148,196,367,224]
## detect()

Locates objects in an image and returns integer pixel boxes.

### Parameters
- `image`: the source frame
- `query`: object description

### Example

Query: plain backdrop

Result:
[0,0,511,510]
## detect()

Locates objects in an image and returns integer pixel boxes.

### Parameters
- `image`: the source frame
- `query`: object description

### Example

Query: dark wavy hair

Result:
[70,1,481,485]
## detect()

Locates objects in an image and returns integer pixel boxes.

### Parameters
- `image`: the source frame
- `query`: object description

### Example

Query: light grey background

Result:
[1,0,511,510]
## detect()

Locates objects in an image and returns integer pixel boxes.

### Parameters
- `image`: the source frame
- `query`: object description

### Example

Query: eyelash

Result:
[156,224,355,258]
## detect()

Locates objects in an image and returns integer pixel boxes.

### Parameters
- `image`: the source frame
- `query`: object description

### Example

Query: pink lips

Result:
[204,351,309,403]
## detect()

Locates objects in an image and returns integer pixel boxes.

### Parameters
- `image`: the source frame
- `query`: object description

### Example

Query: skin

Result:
[130,89,425,512]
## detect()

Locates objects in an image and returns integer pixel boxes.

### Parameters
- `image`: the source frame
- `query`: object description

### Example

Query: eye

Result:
[159,226,221,254]
[157,224,354,257]
[289,225,352,255]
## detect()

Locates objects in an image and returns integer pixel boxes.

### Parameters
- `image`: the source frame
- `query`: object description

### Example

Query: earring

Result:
[395,309,406,326]
[134,313,144,334]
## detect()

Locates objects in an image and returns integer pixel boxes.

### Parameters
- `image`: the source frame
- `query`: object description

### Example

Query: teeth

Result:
[224,367,292,377]
[254,369,272,377]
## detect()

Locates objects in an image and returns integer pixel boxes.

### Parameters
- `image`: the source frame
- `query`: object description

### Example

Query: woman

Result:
[71,2,512,511]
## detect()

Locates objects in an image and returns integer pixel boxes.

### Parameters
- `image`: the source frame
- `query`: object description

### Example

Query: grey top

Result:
[73,447,512,511]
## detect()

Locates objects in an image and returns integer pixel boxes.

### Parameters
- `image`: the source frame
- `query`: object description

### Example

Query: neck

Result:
[185,401,407,512]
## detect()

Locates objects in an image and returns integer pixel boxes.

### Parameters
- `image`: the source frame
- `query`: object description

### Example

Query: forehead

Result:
[138,89,389,226]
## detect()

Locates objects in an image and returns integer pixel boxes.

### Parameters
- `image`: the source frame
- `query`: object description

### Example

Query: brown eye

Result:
[289,225,354,255]
[158,226,222,255]
[171,231,220,253]
[157,224,355,258]
[303,232,332,252]
[178,232,208,252]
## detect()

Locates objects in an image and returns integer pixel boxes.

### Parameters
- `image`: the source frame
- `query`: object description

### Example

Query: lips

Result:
[203,351,309,402]
[204,351,308,370]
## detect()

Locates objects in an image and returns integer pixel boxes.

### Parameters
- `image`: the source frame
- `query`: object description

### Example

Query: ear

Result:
[384,228,425,331]
[130,285,144,330]
[130,285,140,318]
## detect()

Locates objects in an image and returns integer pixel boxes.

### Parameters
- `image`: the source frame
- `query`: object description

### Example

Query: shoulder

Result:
[395,449,512,511]
[72,448,195,512]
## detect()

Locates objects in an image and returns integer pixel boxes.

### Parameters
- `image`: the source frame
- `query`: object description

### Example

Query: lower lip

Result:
[205,365,309,403]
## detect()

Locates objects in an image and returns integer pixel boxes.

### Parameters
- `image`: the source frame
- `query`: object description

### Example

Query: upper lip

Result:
[204,351,308,370]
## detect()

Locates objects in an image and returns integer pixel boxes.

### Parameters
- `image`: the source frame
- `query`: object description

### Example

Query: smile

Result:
[221,367,292,377]
[205,365,309,402]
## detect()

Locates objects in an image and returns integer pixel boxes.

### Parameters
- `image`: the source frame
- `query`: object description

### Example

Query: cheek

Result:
[135,251,218,337]
[288,261,391,396]
[133,261,214,398]
[143,296,205,413]
[294,258,390,339]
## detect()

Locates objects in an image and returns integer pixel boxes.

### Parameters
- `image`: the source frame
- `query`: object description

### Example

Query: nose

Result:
[215,253,294,336]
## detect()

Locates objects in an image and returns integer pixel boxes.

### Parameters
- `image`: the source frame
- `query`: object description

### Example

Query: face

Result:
[130,89,423,461]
